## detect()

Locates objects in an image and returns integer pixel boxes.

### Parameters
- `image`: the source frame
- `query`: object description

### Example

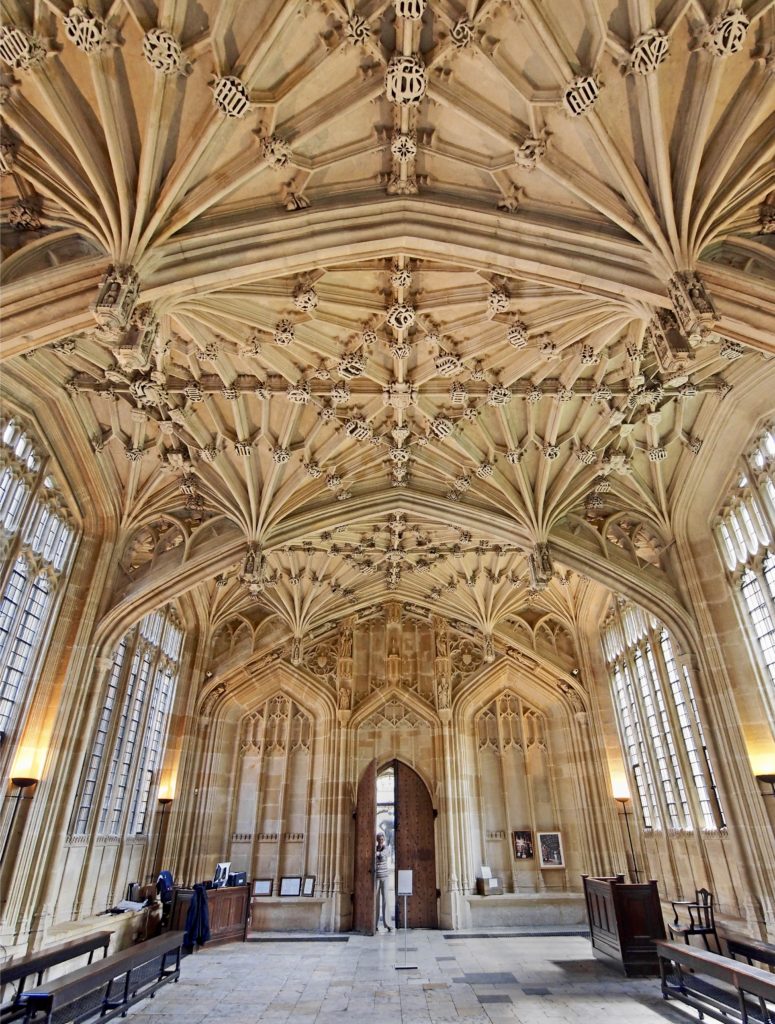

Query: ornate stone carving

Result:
[8,200,41,230]
[211,75,250,118]
[667,271,719,346]
[64,7,114,52]
[394,0,426,20]
[386,302,415,329]
[274,319,295,346]
[704,9,749,57]
[363,698,428,731]
[345,15,370,45]
[391,132,417,162]
[646,309,693,378]
[759,204,775,234]
[487,384,511,406]
[719,339,744,360]
[514,136,546,169]
[564,75,601,116]
[0,136,16,174]
[385,55,427,106]
[337,351,365,378]
[115,303,158,371]
[488,287,509,315]
[0,26,46,70]
[142,28,191,75]
[92,265,140,334]
[391,265,412,288]
[627,29,669,75]
[383,381,417,410]
[528,541,553,590]
[238,546,277,596]
[261,134,292,168]
[287,380,310,404]
[435,351,464,376]
[507,320,529,348]
[429,415,454,439]
[294,283,318,312]
[451,18,475,48]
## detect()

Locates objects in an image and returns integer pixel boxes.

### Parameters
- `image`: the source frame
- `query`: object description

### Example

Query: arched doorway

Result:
[352,759,438,933]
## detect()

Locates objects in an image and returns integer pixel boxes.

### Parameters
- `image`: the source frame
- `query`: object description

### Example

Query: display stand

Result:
[395,870,416,971]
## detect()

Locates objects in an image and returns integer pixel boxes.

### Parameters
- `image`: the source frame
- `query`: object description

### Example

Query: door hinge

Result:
[436,888,441,899]
[433,808,438,819]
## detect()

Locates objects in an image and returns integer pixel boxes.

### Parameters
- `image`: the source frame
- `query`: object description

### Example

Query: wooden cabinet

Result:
[169,885,249,946]
[583,874,665,976]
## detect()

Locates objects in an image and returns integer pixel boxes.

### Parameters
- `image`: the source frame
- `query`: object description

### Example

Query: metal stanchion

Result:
[395,870,416,971]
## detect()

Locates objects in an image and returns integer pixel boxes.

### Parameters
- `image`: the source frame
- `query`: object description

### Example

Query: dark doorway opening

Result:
[352,759,437,934]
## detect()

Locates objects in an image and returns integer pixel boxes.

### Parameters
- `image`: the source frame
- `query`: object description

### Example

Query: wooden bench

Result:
[0,933,111,1023]
[15,931,184,1024]
[726,934,775,970]
[656,939,775,1024]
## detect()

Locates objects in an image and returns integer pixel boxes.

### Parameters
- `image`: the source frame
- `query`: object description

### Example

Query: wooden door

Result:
[352,759,376,934]
[395,761,437,928]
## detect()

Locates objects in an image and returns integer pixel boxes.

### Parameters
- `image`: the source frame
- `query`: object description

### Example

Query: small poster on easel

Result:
[395,869,416,972]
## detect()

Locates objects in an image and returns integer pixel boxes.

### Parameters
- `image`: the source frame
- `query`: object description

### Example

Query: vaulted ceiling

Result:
[1,0,774,653]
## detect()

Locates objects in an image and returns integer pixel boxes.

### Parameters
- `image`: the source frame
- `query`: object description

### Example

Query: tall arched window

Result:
[0,417,76,737]
[72,607,184,836]
[602,601,724,832]
[715,422,775,723]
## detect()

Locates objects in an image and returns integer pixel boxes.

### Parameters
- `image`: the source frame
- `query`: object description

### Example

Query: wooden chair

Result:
[668,887,721,953]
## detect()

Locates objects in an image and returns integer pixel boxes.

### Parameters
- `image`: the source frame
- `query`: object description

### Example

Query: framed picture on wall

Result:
[279,876,302,897]
[302,875,316,897]
[253,879,273,897]
[512,830,534,860]
[537,831,564,868]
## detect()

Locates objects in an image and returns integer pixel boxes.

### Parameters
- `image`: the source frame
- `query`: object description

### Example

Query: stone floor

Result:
[126,927,690,1023]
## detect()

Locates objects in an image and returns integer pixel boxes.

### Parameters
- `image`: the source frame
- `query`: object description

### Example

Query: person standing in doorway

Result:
[375,832,391,932]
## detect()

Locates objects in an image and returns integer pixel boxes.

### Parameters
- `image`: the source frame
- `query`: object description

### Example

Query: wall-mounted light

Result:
[0,776,38,865]
[756,774,775,796]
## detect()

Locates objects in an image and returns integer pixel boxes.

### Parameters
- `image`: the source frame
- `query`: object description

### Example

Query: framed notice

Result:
[397,870,413,896]
[302,875,316,897]
[537,831,564,868]
[512,830,534,860]
[279,875,302,897]
[253,878,273,897]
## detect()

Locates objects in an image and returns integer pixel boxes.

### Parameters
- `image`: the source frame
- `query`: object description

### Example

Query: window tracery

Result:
[0,417,76,737]
[602,602,724,833]
[715,423,775,717]
[72,607,184,835]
